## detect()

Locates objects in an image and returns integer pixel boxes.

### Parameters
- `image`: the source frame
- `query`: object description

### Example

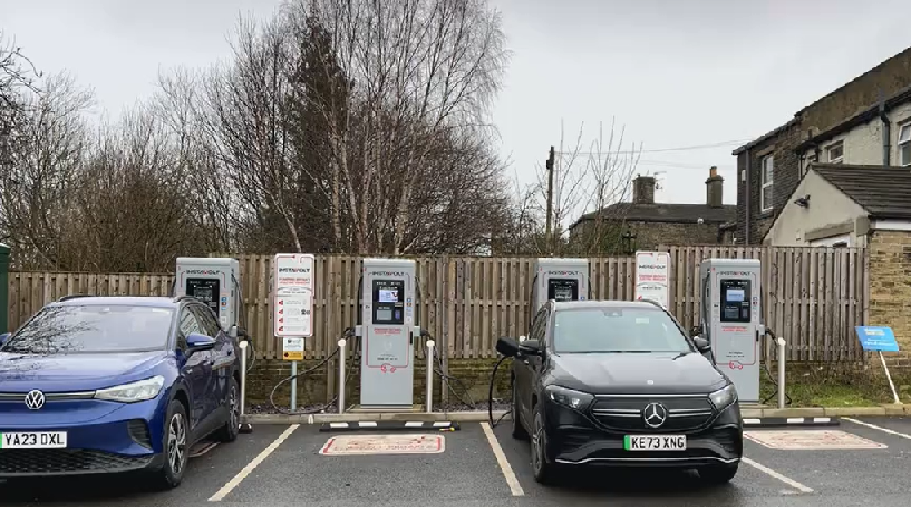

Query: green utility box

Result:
[0,243,8,332]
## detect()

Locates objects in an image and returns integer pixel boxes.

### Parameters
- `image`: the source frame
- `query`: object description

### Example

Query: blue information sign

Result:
[855,326,900,352]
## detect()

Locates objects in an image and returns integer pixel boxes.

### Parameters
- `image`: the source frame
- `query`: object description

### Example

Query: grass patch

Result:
[758,361,911,407]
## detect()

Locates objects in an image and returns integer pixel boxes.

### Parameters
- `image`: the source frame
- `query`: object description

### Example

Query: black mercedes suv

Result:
[498,299,744,485]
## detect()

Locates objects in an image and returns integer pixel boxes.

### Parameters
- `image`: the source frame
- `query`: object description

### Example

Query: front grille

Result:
[128,419,153,449]
[590,395,715,432]
[0,449,153,475]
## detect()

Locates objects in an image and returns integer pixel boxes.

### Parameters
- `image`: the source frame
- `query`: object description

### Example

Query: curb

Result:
[319,420,460,432]
[243,405,910,425]
[743,417,839,428]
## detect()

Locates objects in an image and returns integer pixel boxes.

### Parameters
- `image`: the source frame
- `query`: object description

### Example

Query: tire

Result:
[213,376,240,443]
[698,463,739,485]
[152,399,190,490]
[511,380,529,440]
[531,410,559,485]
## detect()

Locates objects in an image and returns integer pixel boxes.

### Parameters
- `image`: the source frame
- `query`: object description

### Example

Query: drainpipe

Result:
[880,99,891,166]
[744,149,751,244]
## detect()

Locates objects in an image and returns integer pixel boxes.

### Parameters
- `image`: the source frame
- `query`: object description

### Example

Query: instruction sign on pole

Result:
[856,326,901,404]
[273,253,314,340]
[282,337,304,360]
[635,251,670,309]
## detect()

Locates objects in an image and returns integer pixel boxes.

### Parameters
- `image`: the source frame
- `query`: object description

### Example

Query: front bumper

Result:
[0,394,168,477]
[542,397,743,468]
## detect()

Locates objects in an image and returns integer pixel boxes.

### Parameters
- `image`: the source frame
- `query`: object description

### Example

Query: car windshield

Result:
[552,307,693,354]
[1,304,174,354]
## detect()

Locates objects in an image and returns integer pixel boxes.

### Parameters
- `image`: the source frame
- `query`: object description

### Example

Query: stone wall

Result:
[868,230,911,350]
[627,221,726,250]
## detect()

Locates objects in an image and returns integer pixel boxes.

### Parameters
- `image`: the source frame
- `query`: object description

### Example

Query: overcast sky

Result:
[4,0,911,226]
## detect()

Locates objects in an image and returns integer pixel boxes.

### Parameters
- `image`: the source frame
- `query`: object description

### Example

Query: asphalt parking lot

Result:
[3,417,911,507]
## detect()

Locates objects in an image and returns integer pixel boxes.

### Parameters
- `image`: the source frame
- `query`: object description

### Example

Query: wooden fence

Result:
[6,246,869,362]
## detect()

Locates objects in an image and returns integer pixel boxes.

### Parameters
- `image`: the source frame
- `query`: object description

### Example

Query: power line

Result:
[556,138,751,157]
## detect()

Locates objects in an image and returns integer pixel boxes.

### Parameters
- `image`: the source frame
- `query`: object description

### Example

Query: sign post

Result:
[273,254,315,411]
[635,251,670,309]
[855,326,901,404]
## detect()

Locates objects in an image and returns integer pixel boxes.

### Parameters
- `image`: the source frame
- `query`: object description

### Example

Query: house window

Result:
[826,140,844,164]
[899,123,911,166]
[760,155,774,213]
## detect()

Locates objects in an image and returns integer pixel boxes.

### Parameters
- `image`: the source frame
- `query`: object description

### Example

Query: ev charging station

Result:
[355,258,421,409]
[698,258,763,404]
[531,258,590,314]
[174,257,243,332]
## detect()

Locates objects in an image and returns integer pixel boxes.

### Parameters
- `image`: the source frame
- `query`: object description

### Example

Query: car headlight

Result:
[544,385,594,410]
[708,383,738,410]
[95,376,165,403]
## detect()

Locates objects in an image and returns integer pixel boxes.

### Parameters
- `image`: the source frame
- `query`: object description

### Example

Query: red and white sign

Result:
[319,434,445,456]
[744,430,887,450]
[635,251,670,308]
[273,254,314,338]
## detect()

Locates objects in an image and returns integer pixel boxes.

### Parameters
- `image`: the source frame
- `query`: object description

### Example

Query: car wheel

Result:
[153,399,189,490]
[531,410,558,485]
[213,376,240,443]
[511,380,529,440]
[698,463,739,485]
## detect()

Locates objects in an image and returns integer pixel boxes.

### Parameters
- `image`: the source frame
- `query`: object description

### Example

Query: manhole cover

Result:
[745,429,887,450]
[319,434,445,456]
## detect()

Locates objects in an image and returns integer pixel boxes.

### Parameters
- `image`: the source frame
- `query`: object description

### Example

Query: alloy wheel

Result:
[167,412,187,475]
[532,417,544,473]
[229,385,239,429]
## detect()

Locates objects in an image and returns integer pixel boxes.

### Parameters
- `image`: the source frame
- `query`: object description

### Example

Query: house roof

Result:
[572,202,736,229]
[812,163,911,219]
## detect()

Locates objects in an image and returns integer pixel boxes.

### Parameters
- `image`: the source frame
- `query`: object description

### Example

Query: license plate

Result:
[623,435,686,451]
[0,432,68,449]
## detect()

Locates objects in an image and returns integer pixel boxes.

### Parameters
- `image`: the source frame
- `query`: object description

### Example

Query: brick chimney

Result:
[706,166,724,208]
[632,175,656,204]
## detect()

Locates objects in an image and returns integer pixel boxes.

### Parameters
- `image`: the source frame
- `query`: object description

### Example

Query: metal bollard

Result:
[338,339,347,414]
[426,340,435,413]
[238,340,253,433]
[776,337,786,409]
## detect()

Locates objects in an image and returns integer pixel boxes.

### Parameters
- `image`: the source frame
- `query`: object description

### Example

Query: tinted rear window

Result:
[1,304,174,354]
[553,307,692,353]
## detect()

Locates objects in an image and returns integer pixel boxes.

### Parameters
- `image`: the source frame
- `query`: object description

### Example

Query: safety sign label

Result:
[319,434,445,456]
[744,430,887,450]
[274,295,312,338]
[273,253,314,295]
[282,336,304,360]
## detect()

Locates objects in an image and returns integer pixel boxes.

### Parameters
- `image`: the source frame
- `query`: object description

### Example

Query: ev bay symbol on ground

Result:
[319,434,445,456]
[745,429,887,450]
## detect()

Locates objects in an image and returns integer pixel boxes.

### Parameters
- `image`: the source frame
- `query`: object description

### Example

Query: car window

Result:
[178,306,203,339]
[552,307,693,354]
[1,304,174,354]
[191,304,221,337]
[529,308,547,342]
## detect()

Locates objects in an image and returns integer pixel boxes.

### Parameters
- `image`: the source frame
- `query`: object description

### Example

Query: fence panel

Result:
[7,247,868,361]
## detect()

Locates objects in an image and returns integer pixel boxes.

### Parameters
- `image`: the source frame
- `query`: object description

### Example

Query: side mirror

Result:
[520,340,544,356]
[496,337,520,358]
[0,333,9,346]
[186,333,216,352]
[694,336,711,353]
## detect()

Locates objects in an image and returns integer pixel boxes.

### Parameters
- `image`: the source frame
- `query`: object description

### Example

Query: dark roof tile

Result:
[812,163,911,219]
[575,203,736,227]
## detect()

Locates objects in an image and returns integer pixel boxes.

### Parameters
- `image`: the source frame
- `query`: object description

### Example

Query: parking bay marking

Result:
[843,417,911,441]
[319,434,445,455]
[744,429,887,450]
[480,422,524,497]
[208,424,299,502]
[741,457,814,493]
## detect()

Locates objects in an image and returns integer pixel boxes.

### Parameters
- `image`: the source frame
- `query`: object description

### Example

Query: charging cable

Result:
[487,354,512,428]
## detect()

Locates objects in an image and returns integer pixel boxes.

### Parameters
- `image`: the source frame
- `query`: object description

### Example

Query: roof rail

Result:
[58,294,94,302]
[174,295,199,303]
[637,297,667,310]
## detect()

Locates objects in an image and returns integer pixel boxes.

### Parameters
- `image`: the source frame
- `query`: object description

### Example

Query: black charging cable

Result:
[488,355,512,428]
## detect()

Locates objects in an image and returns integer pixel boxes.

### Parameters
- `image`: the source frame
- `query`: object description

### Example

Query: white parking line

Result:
[741,457,814,493]
[844,417,911,440]
[480,422,525,496]
[208,424,299,502]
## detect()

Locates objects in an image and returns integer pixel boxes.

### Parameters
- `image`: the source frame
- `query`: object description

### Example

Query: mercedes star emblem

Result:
[25,389,46,410]
[643,402,668,428]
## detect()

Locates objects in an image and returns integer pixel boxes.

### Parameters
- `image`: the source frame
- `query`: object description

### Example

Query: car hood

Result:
[549,351,727,394]
[0,351,169,390]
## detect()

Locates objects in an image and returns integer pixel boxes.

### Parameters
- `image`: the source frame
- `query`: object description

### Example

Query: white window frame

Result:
[898,122,911,167]
[809,233,852,247]
[760,154,774,213]
[826,140,844,164]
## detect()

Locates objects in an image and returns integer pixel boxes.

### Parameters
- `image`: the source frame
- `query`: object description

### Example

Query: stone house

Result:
[732,46,911,244]
[569,167,736,251]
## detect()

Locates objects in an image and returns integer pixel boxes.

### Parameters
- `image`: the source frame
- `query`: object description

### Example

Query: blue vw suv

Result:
[0,295,243,489]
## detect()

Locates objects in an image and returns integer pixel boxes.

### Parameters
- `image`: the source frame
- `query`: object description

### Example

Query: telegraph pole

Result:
[544,146,555,254]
